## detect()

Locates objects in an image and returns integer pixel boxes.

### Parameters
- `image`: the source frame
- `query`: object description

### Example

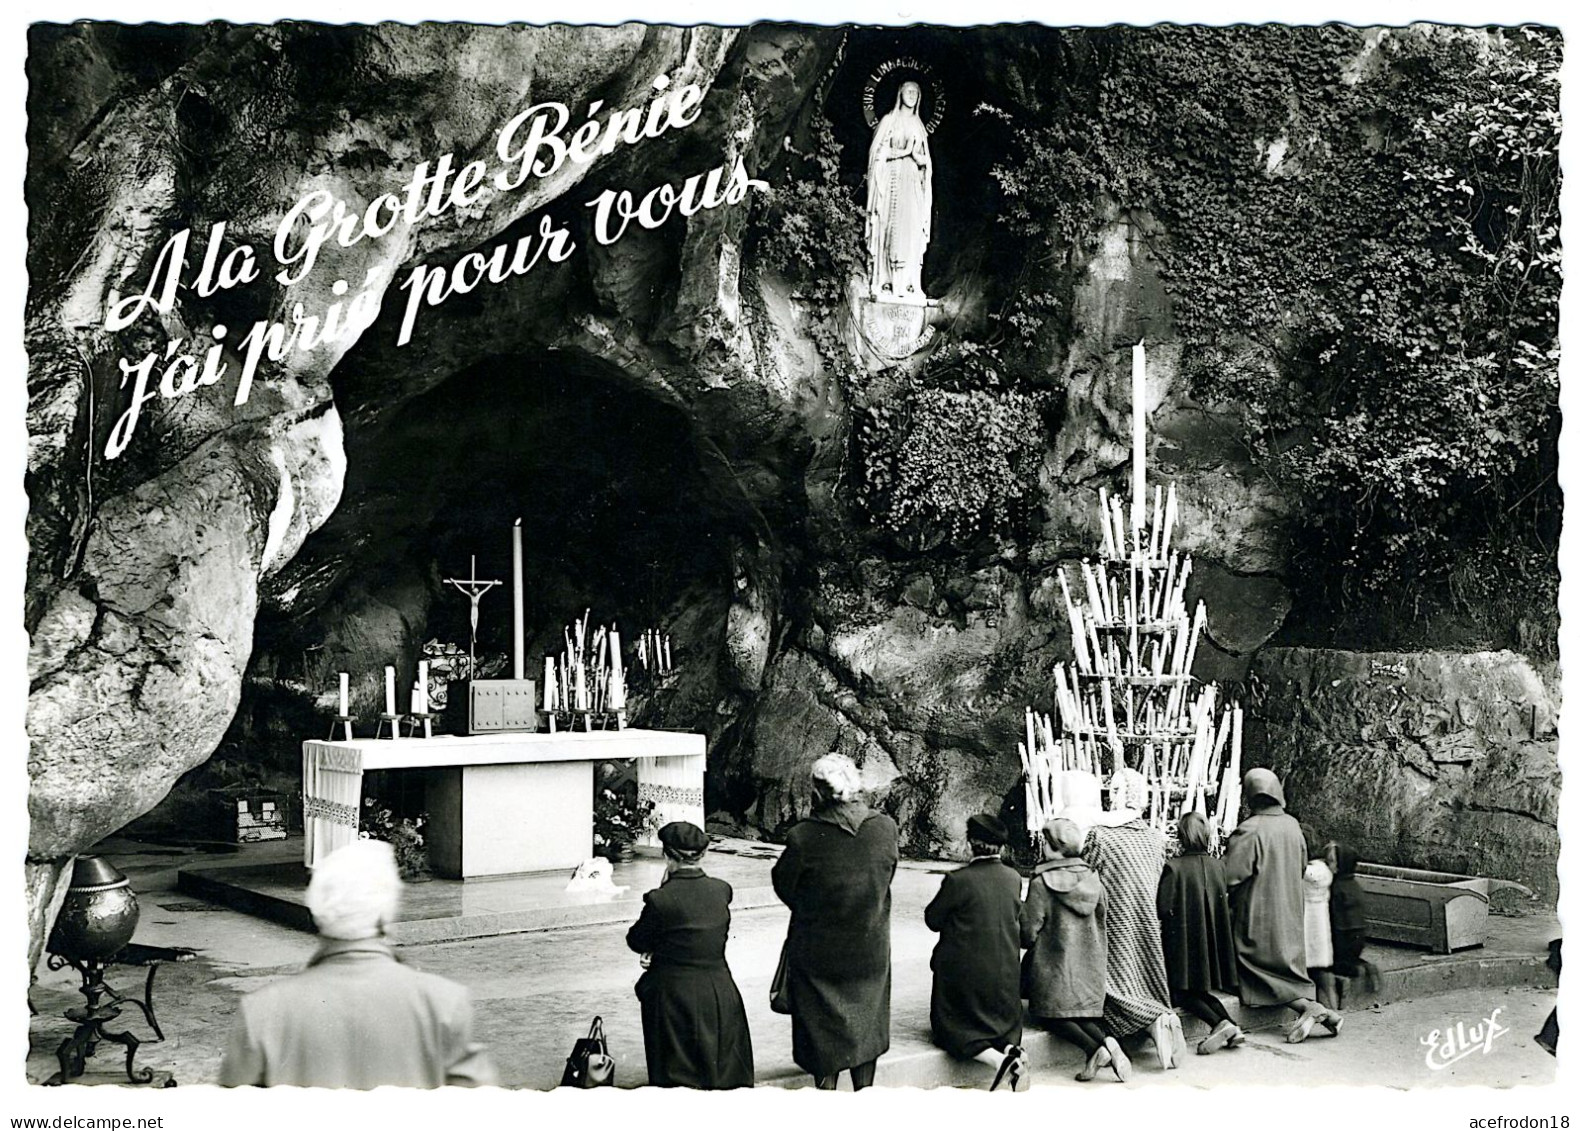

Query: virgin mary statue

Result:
[865,80,932,300]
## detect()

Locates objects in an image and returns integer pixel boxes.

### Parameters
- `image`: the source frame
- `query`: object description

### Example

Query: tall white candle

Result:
[338,672,349,717]
[609,628,626,710]
[384,666,396,715]
[544,656,555,711]
[512,519,525,680]
[1132,339,1146,549]
[416,660,429,714]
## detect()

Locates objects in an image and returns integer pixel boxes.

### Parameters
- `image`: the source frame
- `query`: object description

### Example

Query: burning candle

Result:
[338,672,349,717]
[384,666,396,716]
[512,519,525,680]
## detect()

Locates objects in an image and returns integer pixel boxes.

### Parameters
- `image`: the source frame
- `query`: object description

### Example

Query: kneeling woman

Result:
[1021,817,1130,1082]
[626,822,755,1088]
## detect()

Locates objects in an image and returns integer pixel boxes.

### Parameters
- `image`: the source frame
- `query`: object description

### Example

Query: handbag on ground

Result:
[560,1014,616,1087]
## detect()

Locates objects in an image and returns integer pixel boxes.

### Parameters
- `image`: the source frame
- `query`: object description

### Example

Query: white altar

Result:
[302,730,706,877]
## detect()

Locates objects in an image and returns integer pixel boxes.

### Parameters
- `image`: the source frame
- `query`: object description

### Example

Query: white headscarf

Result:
[306,840,402,940]
[810,752,863,803]
[1056,770,1140,842]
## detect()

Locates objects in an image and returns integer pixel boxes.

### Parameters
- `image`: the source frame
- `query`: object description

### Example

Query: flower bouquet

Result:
[360,798,433,881]
[592,785,657,862]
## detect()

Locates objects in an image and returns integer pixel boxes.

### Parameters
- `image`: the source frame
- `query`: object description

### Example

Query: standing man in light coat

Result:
[221,840,495,1088]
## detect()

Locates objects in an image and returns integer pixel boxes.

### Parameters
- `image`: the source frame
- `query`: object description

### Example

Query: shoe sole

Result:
[1287,1014,1317,1044]
[1152,1019,1176,1069]
[1108,1049,1132,1082]
[1199,1026,1232,1055]
[990,1048,1025,1092]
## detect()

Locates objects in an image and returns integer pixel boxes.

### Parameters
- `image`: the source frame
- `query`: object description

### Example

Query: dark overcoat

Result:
[1157,850,1239,997]
[1017,857,1107,1020]
[1222,803,1316,1006]
[1329,871,1370,976]
[923,856,1024,1058]
[770,801,899,1077]
[625,866,755,1089]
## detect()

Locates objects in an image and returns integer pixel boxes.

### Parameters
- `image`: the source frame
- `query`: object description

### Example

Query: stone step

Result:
[755,956,1557,1090]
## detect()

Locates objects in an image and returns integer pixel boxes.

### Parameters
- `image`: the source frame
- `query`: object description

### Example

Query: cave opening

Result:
[135,349,744,837]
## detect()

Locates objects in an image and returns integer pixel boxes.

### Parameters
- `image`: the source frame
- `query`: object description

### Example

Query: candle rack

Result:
[545,709,626,732]
[1019,340,1243,845]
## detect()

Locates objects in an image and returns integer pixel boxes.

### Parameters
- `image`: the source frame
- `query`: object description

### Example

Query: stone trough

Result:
[1357,862,1492,955]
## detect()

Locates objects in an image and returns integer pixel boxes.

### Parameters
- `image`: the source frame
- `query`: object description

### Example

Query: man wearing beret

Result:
[625,821,755,1088]
[923,813,1029,1090]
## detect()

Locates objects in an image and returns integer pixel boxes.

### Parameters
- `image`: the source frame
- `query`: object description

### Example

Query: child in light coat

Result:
[1020,817,1129,1082]
[1303,829,1337,1014]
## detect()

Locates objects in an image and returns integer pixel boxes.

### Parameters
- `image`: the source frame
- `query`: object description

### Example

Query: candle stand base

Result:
[546,710,626,732]
[326,715,356,742]
[42,954,170,1087]
[403,712,435,739]
[375,713,404,740]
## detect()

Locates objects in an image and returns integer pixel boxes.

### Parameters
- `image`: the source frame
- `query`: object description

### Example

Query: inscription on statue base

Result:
[853,293,937,368]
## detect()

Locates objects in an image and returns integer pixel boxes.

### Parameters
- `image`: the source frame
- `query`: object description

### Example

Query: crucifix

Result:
[444,555,502,676]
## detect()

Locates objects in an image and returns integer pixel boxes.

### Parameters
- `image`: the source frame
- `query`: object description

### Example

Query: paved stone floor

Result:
[25,836,1560,1091]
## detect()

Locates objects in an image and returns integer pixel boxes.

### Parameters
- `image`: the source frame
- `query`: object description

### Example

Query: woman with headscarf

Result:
[865,80,933,299]
[924,812,1027,1089]
[1222,768,1342,1043]
[1067,769,1184,1069]
[220,840,494,1088]
[625,821,755,1088]
[771,753,900,1090]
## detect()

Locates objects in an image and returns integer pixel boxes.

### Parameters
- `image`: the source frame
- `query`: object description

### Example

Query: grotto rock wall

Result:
[26,24,1560,970]
[1250,647,1560,902]
[23,22,791,963]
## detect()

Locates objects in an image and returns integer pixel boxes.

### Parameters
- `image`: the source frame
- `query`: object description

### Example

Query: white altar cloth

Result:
[302,730,706,875]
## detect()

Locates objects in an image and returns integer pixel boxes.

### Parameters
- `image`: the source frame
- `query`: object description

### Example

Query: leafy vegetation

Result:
[753,27,1559,649]
[993,25,1560,649]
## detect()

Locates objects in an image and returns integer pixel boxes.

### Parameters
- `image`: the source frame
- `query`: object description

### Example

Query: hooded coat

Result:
[1018,857,1107,1019]
[1223,797,1317,1006]
[924,855,1025,1058]
[771,800,899,1077]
